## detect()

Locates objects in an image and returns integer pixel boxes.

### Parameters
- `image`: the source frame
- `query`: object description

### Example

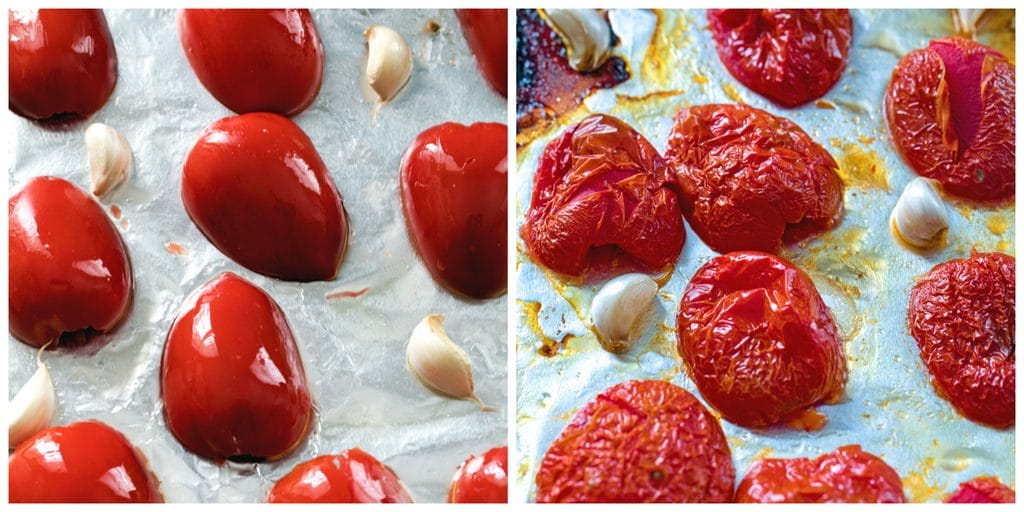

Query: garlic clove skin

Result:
[953,9,987,36]
[85,122,131,198]
[891,177,949,249]
[406,314,494,411]
[365,25,412,104]
[540,9,613,72]
[590,273,658,354]
[9,347,56,449]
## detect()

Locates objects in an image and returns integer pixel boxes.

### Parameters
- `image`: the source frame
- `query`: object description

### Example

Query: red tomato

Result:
[177,9,323,116]
[9,421,162,503]
[736,445,905,503]
[448,446,508,503]
[908,250,1014,428]
[268,449,413,503]
[9,177,133,348]
[886,37,1014,202]
[400,122,507,299]
[182,113,347,282]
[677,251,847,427]
[522,114,685,281]
[8,9,117,121]
[707,9,852,107]
[161,272,312,461]
[535,380,734,503]
[456,9,507,97]
[666,103,843,254]
[945,477,1015,503]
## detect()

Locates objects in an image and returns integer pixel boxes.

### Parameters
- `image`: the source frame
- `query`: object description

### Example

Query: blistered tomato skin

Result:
[268,449,413,503]
[666,104,843,254]
[908,251,1015,428]
[448,446,508,503]
[9,177,133,348]
[522,114,685,281]
[182,113,347,282]
[535,380,734,503]
[400,122,508,300]
[456,9,507,97]
[178,9,323,116]
[886,37,1015,202]
[677,251,847,428]
[736,445,905,503]
[8,9,118,121]
[945,477,1015,503]
[707,9,852,107]
[9,421,162,503]
[161,272,312,461]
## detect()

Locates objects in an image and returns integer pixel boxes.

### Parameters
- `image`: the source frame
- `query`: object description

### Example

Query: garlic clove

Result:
[85,122,131,197]
[891,177,949,249]
[406,314,494,411]
[9,345,56,449]
[590,273,659,354]
[365,25,412,104]
[540,9,613,72]
[952,9,987,37]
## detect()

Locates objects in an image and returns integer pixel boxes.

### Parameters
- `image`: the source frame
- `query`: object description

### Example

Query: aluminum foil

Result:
[7,8,507,503]
[515,9,1015,503]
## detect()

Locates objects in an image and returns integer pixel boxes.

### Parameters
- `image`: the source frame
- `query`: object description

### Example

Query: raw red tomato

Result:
[677,251,847,428]
[8,9,117,121]
[535,380,734,503]
[945,477,1015,503]
[9,421,162,503]
[456,9,507,97]
[182,112,347,282]
[666,103,843,254]
[9,176,133,348]
[886,37,1014,202]
[736,445,905,503]
[400,122,507,299]
[522,114,685,281]
[908,250,1014,428]
[178,9,323,116]
[707,9,852,107]
[268,449,413,503]
[448,446,508,503]
[161,272,312,461]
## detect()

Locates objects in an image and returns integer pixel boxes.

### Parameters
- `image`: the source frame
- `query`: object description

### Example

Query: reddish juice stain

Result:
[326,287,369,300]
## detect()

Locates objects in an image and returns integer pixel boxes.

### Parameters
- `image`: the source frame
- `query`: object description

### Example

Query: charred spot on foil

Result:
[227,454,266,464]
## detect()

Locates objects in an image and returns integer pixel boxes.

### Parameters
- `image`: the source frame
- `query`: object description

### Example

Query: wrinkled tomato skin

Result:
[886,37,1014,202]
[535,380,734,503]
[8,9,118,121]
[736,445,906,503]
[182,113,347,282]
[945,477,1015,503]
[448,446,508,503]
[178,9,323,117]
[456,9,507,97]
[9,421,162,503]
[677,251,847,428]
[908,251,1014,428]
[161,272,312,461]
[268,449,413,503]
[9,177,133,348]
[522,114,685,281]
[400,122,508,300]
[666,104,843,254]
[707,9,852,107]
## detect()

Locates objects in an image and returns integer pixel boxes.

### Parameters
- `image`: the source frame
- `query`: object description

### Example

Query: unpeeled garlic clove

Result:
[85,122,131,197]
[891,177,949,248]
[365,25,412,103]
[952,9,987,36]
[540,9,613,72]
[590,273,658,354]
[406,314,494,411]
[9,345,56,449]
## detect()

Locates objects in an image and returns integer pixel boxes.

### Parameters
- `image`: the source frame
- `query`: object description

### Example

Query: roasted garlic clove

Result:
[891,177,949,248]
[365,25,412,103]
[406,314,494,411]
[85,122,131,197]
[9,345,56,449]
[540,9,613,72]
[590,273,658,354]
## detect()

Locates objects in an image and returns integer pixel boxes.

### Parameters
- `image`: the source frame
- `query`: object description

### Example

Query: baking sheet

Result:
[515,9,1015,503]
[7,8,507,503]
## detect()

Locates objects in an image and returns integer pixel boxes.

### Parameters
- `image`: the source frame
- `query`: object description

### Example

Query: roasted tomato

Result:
[535,380,734,503]
[677,251,847,427]
[268,449,413,503]
[945,477,1015,503]
[161,272,312,461]
[666,103,843,254]
[9,421,162,503]
[182,113,347,282]
[178,9,323,116]
[886,37,1014,202]
[9,177,132,348]
[448,446,508,503]
[522,114,685,281]
[736,445,905,503]
[8,9,117,121]
[908,250,1014,428]
[456,9,507,97]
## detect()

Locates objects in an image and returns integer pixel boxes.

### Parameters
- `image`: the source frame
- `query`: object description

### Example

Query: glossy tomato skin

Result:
[677,251,847,427]
[178,9,323,116]
[161,272,312,461]
[456,9,507,97]
[522,114,685,281]
[182,113,347,282]
[448,446,508,503]
[945,477,1015,503]
[535,380,734,503]
[8,9,118,121]
[400,122,507,299]
[736,445,905,503]
[908,251,1014,428]
[9,177,133,348]
[666,103,843,254]
[9,421,162,503]
[268,449,413,503]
